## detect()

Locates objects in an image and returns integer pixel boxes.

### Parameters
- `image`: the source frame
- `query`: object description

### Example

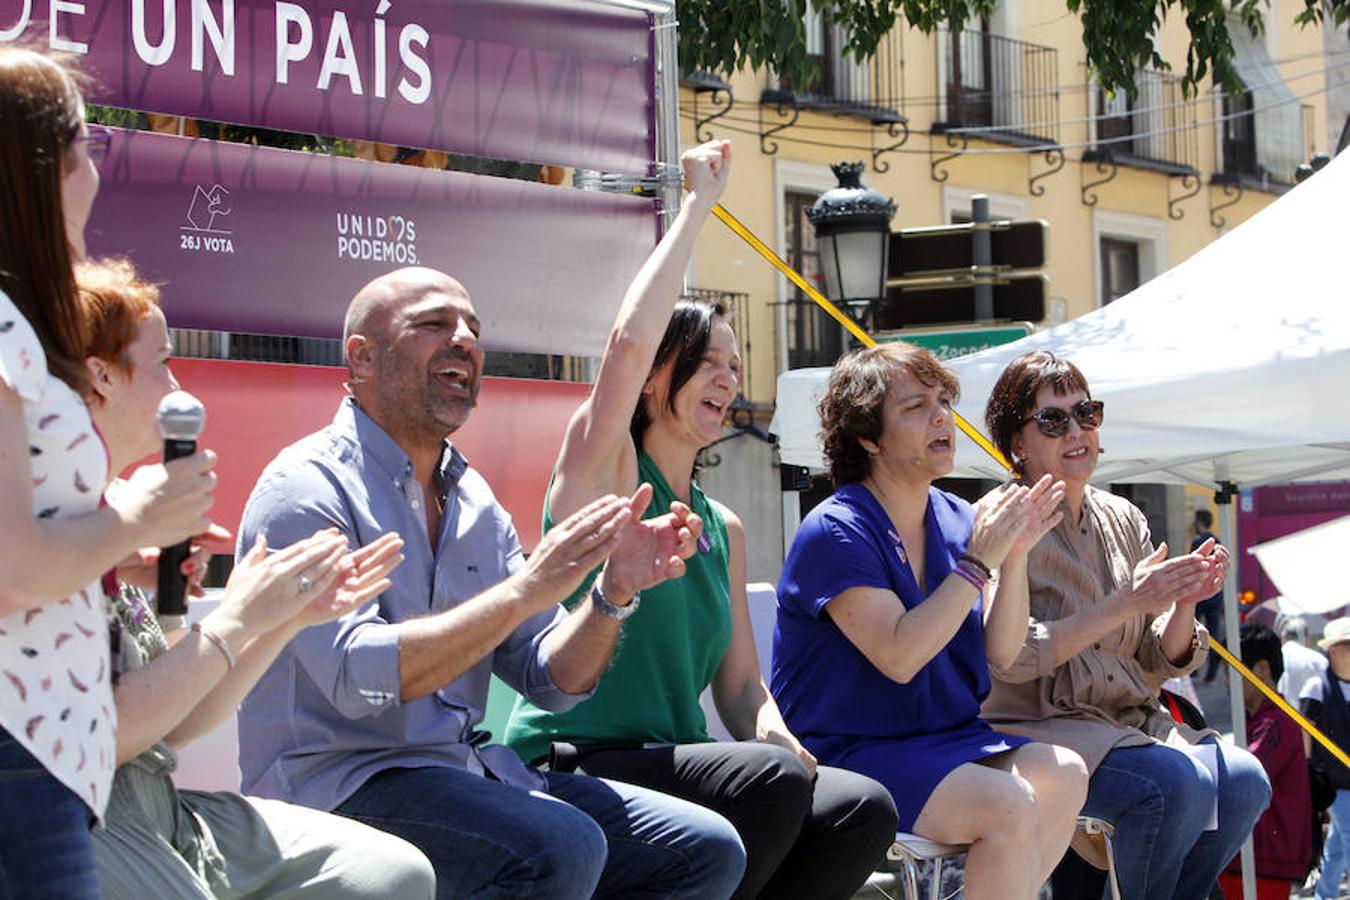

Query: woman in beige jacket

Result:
[981,350,1269,900]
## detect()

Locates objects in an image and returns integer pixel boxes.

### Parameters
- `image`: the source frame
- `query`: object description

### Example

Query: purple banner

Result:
[3,0,654,174]
[85,128,657,356]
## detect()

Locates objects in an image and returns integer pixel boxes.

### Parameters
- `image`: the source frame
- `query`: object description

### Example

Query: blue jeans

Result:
[335,764,746,900]
[1081,738,1270,900]
[0,726,101,899]
[1316,789,1350,899]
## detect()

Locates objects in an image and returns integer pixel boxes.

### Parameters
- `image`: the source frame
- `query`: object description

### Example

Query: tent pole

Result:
[1217,481,1256,900]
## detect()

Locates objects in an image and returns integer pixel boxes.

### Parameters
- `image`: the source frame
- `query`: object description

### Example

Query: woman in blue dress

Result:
[772,343,1089,900]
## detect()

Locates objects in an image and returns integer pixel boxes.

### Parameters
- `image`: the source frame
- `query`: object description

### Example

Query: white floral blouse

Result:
[0,290,114,817]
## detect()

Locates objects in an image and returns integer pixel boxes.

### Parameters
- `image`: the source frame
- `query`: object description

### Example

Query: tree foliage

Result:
[676,0,1350,97]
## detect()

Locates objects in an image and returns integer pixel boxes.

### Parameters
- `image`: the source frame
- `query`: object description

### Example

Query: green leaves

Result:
[675,0,1347,96]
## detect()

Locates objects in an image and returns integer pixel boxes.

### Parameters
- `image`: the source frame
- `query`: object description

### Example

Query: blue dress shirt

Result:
[236,398,584,811]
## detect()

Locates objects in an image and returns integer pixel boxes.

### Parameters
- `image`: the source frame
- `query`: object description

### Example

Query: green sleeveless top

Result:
[503,452,733,765]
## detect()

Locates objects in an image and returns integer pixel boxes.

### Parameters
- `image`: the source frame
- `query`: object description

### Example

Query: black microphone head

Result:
[157,390,206,441]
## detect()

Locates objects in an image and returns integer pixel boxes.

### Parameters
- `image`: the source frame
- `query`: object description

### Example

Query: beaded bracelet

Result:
[952,560,988,592]
[959,552,993,580]
[192,622,237,671]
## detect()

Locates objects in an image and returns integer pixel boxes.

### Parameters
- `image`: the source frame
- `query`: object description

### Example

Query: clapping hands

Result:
[969,475,1066,570]
[601,486,703,600]
[220,530,404,640]
[1124,538,1228,617]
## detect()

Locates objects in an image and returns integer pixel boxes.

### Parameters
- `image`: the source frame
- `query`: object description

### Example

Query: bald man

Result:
[236,268,745,900]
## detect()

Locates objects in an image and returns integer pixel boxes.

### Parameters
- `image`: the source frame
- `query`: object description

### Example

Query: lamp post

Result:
[805,162,896,328]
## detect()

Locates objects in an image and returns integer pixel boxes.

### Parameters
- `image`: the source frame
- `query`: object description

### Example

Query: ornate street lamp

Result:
[805,162,896,323]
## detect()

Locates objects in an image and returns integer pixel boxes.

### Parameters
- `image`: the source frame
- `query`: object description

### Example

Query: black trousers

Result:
[577,741,897,900]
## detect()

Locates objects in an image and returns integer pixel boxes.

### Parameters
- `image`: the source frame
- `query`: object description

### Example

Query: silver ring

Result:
[297,573,314,593]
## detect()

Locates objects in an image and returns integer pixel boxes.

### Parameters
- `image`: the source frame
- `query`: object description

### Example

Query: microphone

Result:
[156,390,206,617]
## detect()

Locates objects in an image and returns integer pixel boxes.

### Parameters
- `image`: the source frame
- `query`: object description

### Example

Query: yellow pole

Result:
[710,199,1350,768]
[1207,635,1350,768]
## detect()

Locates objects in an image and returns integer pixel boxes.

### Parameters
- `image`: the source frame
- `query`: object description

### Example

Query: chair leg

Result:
[928,857,944,900]
[901,858,920,900]
[1101,833,1122,900]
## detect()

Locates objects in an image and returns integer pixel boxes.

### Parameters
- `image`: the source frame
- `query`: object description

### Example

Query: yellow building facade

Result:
[682,0,1332,402]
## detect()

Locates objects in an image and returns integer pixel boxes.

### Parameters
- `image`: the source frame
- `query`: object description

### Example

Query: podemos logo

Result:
[336,213,418,263]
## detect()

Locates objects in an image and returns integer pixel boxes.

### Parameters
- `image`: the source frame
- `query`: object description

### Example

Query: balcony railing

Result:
[1093,69,1199,173]
[936,28,1059,144]
[764,26,905,123]
[1221,91,1313,185]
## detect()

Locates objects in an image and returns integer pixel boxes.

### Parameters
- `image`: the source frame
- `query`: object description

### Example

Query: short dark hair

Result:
[1195,509,1214,529]
[1240,622,1284,684]
[630,298,727,451]
[984,350,1091,472]
[818,342,960,486]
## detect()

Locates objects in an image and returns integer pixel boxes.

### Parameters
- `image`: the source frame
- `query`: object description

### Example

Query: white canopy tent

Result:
[770,149,1349,900]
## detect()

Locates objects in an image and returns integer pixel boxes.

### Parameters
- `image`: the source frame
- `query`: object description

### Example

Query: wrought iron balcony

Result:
[935,28,1059,144]
[1220,90,1315,186]
[762,26,905,124]
[1092,69,1199,174]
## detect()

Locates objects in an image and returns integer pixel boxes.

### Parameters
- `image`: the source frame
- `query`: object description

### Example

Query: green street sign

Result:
[875,324,1033,362]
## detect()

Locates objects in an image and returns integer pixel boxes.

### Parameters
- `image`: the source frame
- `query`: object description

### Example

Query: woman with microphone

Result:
[0,47,216,896]
[76,258,436,899]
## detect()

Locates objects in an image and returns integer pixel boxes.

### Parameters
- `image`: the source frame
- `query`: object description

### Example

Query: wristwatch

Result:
[591,581,640,621]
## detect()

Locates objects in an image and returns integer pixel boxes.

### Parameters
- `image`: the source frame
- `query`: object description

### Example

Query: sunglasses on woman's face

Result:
[1021,399,1104,438]
[73,125,113,166]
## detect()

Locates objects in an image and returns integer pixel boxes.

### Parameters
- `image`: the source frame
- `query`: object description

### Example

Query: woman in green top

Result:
[504,141,897,900]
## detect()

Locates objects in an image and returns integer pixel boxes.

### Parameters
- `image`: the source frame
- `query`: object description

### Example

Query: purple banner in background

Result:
[2,0,654,174]
[85,128,657,355]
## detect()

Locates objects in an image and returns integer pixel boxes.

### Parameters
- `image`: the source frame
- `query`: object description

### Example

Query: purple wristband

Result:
[952,561,987,592]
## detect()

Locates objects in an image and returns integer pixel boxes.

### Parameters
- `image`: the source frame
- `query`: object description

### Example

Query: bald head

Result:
[342,266,484,449]
[343,267,471,356]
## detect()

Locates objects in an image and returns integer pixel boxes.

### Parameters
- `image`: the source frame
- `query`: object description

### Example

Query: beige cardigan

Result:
[981,486,1211,773]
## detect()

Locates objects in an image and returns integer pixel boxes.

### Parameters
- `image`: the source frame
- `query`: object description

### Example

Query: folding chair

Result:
[883,831,970,900]
[1075,815,1122,900]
